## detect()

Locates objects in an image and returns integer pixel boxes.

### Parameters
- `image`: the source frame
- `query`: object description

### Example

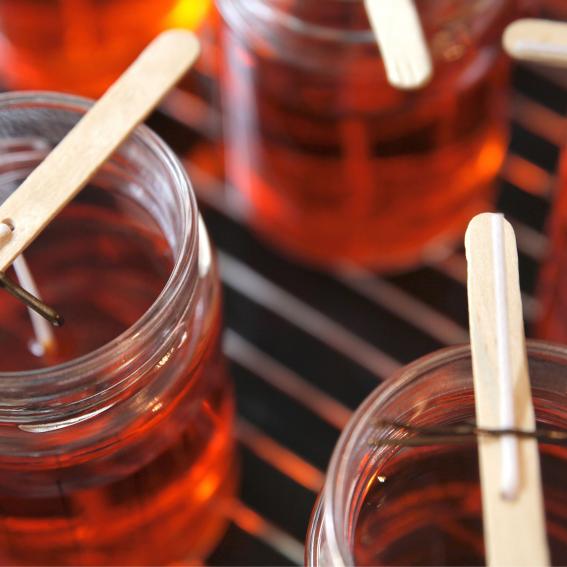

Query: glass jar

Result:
[306,342,567,566]
[537,151,567,343]
[0,0,212,97]
[0,93,235,565]
[217,0,526,269]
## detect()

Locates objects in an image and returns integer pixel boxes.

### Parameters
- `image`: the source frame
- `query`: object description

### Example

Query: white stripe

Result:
[183,161,249,224]
[511,94,567,147]
[219,252,400,379]
[229,501,305,565]
[500,153,555,198]
[161,87,221,140]
[236,418,325,493]
[509,218,549,262]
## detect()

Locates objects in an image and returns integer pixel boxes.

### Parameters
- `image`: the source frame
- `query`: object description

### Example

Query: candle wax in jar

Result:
[0,185,172,372]
[219,0,517,268]
[0,0,210,97]
[537,154,567,344]
[354,439,567,566]
[0,177,236,564]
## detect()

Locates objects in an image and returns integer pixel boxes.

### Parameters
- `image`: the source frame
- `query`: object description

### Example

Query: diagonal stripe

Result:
[219,251,401,379]
[236,418,325,493]
[225,330,352,430]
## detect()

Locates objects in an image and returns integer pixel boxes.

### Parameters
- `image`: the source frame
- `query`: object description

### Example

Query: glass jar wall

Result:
[217,0,527,269]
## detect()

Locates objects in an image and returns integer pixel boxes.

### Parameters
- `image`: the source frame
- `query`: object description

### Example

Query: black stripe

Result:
[232,360,340,469]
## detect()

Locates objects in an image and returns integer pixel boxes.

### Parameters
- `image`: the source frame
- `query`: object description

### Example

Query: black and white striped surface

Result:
[151,58,566,566]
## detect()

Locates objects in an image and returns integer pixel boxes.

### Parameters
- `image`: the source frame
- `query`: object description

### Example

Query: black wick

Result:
[372,419,567,447]
[0,272,63,326]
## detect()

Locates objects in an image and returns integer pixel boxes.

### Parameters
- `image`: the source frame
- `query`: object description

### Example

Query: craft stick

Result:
[0,29,200,273]
[364,0,433,90]
[465,213,549,567]
[504,19,567,68]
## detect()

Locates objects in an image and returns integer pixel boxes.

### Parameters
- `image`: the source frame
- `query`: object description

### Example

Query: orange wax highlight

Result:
[0,0,211,97]
[0,131,238,565]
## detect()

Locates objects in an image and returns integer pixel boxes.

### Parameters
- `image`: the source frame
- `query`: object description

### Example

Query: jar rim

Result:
[217,0,375,45]
[320,340,567,565]
[0,92,199,401]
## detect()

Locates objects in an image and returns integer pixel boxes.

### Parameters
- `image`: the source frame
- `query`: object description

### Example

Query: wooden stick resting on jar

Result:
[0,29,199,331]
[0,29,200,277]
[364,0,433,90]
[465,213,549,567]
[504,19,567,68]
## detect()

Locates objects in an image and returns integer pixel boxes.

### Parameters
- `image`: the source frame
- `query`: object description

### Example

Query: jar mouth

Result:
[219,0,374,45]
[219,0,509,49]
[0,92,198,394]
[322,340,567,565]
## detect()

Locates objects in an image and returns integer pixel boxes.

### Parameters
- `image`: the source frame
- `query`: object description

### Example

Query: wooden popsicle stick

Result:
[0,29,200,273]
[504,19,567,68]
[465,213,549,567]
[364,0,433,90]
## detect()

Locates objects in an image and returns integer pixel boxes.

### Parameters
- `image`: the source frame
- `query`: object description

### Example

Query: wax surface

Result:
[0,185,172,371]
[354,441,567,565]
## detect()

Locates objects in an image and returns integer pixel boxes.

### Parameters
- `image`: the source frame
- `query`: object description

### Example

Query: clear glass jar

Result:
[0,93,235,565]
[217,0,528,269]
[306,342,567,566]
[0,0,212,97]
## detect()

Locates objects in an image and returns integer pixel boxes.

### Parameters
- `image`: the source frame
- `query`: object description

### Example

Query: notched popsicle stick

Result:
[465,213,549,567]
[364,0,433,90]
[504,19,567,68]
[0,29,200,273]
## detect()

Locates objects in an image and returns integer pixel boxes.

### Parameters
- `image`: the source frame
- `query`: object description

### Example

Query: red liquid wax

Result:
[537,154,567,344]
[219,0,519,268]
[354,444,567,566]
[0,186,235,565]
[0,0,212,96]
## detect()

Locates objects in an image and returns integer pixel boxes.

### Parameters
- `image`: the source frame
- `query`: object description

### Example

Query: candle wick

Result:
[0,221,62,357]
[12,255,58,356]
